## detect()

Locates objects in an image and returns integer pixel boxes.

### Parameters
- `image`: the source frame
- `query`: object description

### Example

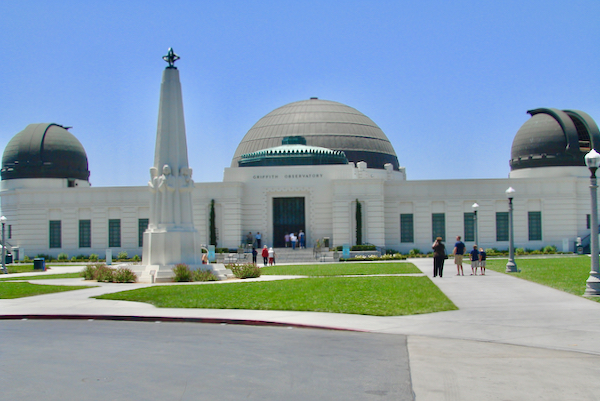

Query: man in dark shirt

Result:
[453,235,466,276]
[469,245,480,275]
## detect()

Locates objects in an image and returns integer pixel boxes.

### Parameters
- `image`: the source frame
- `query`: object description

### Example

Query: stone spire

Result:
[148,48,194,229]
[153,48,189,179]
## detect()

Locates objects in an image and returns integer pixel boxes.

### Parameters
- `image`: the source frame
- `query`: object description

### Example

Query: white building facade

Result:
[1,76,597,259]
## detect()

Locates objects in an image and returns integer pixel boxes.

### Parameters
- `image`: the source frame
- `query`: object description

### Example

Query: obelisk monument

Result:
[138,49,227,282]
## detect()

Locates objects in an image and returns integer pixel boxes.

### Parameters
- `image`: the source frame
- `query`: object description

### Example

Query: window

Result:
[431,213,445,242]
[464,212,475,242]
[138,218,149,247]
[79,220,91,248]
[587,214,591,229]
[108,219,121,248]
[496,212,508,242]
[8,225,11,239]
[400,214,414,243]
[528,211,542,241]
[49,220,61,248]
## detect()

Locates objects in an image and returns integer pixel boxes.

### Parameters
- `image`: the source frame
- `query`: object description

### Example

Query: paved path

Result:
[2,260,600,400]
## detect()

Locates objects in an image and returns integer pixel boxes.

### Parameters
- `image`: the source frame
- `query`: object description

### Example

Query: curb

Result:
[0,314,368,332]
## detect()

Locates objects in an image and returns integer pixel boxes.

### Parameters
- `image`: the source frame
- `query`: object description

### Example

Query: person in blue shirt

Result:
[255,232,262,248]
[479,247,487,275]
[469,245,480,275]
[453,236,466,276]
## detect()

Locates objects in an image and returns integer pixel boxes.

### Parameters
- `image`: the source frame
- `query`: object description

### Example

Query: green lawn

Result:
[4,264,35,273]
[0,282,94,299]
[96,276,456,316]
[261,262,420,276]
[486,256,599,300]
[0,273,82,281]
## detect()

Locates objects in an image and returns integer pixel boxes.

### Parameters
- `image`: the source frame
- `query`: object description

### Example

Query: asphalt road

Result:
[0,320,414,401]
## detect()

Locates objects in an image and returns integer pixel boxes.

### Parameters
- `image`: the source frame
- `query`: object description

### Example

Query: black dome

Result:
[2,123,90,181]
[510,108,600,171]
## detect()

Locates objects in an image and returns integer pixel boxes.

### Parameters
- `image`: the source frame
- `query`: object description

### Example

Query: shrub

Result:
[57,252,69,261]
[515,248,525,255]
[385,249,399,255]
[173,263,194,282]
[95,265,115,282]
[408,248,421,256]
[71,256,77,262]
[132,254,141,262]
[530,250,543,255]
[81,265,97,280]
[351,244,376,251]
[194,269,218,282]
[89,254,99,262]
[36,254,53,262]
[23,255,30,262]
[114,267,137,283]
[117,251,128,260]
[543,245,557,254]
[227,262,261,279]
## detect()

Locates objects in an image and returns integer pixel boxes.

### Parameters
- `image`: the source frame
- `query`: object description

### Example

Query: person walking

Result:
[261,245,269,266]
[290,233,297,250]
[251,247,257,264]
[453,235,466,276]
[432,237,446,277]
[469,245,480,275]
[298,230,305,248]
[284,233,290,248]
[255,232,262,248]
[268,247,275,266]
[479,247,487,275]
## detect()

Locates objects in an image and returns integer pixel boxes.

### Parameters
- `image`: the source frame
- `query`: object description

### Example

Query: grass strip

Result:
[0,282,93,299]
[4,264,35,273]
[0,273,82,281]
[261,262,420,276]
[96,276,456,316]
[486,256,599,301]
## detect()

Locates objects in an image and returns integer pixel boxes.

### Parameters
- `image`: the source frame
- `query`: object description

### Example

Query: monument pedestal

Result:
[136,229,232,282]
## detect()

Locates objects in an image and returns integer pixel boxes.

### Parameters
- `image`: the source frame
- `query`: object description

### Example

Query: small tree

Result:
[209,199,217,246]
[356,199,363,246]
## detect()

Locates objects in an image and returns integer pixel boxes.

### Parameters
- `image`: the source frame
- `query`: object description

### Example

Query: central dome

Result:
[231,98,399,170]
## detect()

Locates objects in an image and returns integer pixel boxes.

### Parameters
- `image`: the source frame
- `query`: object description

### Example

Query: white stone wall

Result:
[1,165,595,258]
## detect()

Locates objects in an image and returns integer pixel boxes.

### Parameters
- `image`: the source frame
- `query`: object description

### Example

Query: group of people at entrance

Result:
[246,232,262,248]
[432,235,487,278]
[284,230,305,249]
[252,245,276,266]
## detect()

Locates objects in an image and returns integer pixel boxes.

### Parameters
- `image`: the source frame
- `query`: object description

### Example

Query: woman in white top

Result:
[268,247,275,265]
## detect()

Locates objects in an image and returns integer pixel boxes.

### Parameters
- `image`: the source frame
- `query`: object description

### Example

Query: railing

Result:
[575,226,600,254]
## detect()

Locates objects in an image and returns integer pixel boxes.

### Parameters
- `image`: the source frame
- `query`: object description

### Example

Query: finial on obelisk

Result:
[162,48,180,68]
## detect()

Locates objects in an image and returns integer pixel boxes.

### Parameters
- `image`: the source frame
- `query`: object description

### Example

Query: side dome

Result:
[510,108,600,171]
[231,98,400,170]
[2,123,90,181]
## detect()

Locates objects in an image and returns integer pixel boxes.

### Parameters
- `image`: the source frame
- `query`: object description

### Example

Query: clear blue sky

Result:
[1,0,599,187]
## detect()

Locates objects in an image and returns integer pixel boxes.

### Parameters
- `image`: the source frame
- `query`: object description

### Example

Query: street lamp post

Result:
[472,202,479,246]
[584,149,600,296]
[1,216,7,274]
[505,187,518,273]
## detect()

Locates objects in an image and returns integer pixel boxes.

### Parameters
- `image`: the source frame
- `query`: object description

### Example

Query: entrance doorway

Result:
[273,197,305,247]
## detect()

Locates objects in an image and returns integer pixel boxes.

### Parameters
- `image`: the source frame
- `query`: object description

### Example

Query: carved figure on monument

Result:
[148,167,160,227]
[158,164,176,225]
[179,167,194,225]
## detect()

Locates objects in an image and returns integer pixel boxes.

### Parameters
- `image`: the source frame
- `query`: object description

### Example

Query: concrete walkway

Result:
[2,260,600,400]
